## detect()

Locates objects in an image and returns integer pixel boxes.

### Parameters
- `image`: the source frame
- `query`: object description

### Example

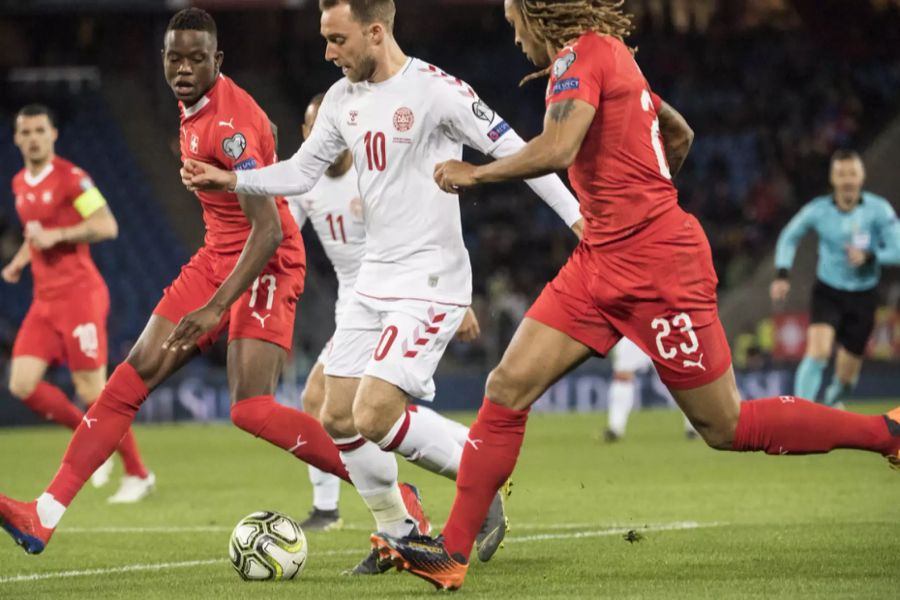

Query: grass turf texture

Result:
[0,401,896,599]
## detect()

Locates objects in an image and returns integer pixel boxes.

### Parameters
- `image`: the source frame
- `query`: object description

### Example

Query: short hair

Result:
[319,0,395,30]
[831,149,862,164]
[15,104,56,129]
[166,7,217,36]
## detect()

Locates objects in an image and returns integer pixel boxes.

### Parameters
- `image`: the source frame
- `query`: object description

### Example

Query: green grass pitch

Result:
[0,402,897,599]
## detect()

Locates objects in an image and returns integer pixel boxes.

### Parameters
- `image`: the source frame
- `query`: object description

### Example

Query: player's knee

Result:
[613,371,635,382]
[320,403,356,440]
[694,417,738,451]
[72,379,102,404]
[485,363,532,410]
[8,376,38,400]
[230,399,268,436]
[352,401,392,443]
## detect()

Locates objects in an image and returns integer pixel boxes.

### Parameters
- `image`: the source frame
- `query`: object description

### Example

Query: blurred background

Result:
[1,0,898,424]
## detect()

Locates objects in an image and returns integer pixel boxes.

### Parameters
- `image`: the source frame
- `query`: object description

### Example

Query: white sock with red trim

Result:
[334,435,411,536]
[414,405,470,447]
[378,408,462,479]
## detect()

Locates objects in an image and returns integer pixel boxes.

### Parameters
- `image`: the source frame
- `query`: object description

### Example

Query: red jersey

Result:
[179,74,299,255]
[12,156,106,300]
[545,32,678,246]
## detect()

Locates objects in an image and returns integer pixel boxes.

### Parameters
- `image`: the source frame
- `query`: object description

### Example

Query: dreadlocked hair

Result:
[518,0,635,86]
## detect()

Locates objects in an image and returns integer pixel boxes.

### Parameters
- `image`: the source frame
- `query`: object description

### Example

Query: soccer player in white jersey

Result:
[289,92,475,532]
[183,0,583,573]
[606,338,697,442]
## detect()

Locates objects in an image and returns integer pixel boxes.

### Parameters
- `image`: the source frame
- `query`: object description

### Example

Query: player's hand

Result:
[1,262,23,284]
[434,160,477,194]
[769,278,790,304]
[845,245,869,267]
[182,159,237,193]
[25,224,63,250]
[571,217,584,241]
[162,303,225,352]
[455,307,481,342]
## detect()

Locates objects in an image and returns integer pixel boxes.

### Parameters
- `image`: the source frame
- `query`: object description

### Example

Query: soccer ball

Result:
[229,511,308,581]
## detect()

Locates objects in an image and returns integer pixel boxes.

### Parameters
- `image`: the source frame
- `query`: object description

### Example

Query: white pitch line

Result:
[0,549,363,584]
[60,521,706,534]
[1,522,723,584]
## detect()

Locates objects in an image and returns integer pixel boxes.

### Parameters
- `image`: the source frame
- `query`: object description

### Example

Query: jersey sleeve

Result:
[650,91,663,112]
[210,108,273,174]
[287,196,310,229]
[546,40,604,109]
[436,79,515,155]
[235,87,347,197]
[775,200,818,271]
[873,199,900,265]
[67,167,107,219]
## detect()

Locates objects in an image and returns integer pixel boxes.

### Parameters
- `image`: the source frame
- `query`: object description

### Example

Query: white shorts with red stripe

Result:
[323,293,468,401]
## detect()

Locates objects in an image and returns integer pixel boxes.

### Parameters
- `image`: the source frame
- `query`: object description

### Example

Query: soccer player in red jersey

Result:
[0,8,389,555]
[372,0,900,589]
[4,104,153,503]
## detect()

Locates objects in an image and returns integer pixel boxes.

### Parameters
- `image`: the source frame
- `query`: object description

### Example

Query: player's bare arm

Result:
[656,100,694,178]
[163,192,282,351]
[434,99,595,191]
[1,240,31,284]
[25,205,118,250]
[455,308,481,343]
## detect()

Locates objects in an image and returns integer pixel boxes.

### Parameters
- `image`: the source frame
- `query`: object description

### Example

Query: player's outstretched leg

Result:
[72,368,154,502]
[669,366,900,465]
[373,319,592,590]
[357,377,509,562]
[0,316,197,554]
[227,340,351,482]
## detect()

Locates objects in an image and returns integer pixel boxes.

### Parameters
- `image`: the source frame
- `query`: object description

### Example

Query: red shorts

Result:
[12,284,110,371]
[153,233,306,352]
[527,208,731,390]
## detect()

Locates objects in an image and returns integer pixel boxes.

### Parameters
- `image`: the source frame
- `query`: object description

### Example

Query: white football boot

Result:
[107,472,156,504]
[90,458,114,488]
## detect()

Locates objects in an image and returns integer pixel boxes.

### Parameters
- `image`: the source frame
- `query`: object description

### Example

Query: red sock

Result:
[46,363,149,506]
[22,382,84,430]
[443,398,529,560]
[732,396,894,455]
[231,396,350,483]
[115,429,149,478]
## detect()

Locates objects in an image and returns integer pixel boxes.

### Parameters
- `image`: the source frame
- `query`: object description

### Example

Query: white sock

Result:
[336,437,412,537]
[607,380,635,436]
[308,465,341,512]
[378,408,462,479]
[416,405,469,447]
[36,493,66,529]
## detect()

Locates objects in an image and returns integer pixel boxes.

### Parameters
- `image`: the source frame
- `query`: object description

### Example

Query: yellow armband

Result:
[73,187,107,218]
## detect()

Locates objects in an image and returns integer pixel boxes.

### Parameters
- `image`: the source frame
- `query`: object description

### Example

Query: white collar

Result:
[24,162,54,187]
[183,95,211,118]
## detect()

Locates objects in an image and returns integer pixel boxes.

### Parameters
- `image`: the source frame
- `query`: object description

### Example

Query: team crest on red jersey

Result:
[190,132,199,154]
[553,51,577,79]
[393,107,414,132]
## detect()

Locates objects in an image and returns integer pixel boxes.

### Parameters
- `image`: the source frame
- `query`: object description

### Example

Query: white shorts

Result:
[315,338,333,368]
[323,294,468,401]
[612,337,653,374]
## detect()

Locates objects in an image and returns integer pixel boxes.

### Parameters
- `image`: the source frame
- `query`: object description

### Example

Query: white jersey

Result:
[287,166,364,318]
[236,57,582,305]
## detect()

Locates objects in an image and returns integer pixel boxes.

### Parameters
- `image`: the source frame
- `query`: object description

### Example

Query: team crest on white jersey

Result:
[393,107,414,132]
[347,110,359,126]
